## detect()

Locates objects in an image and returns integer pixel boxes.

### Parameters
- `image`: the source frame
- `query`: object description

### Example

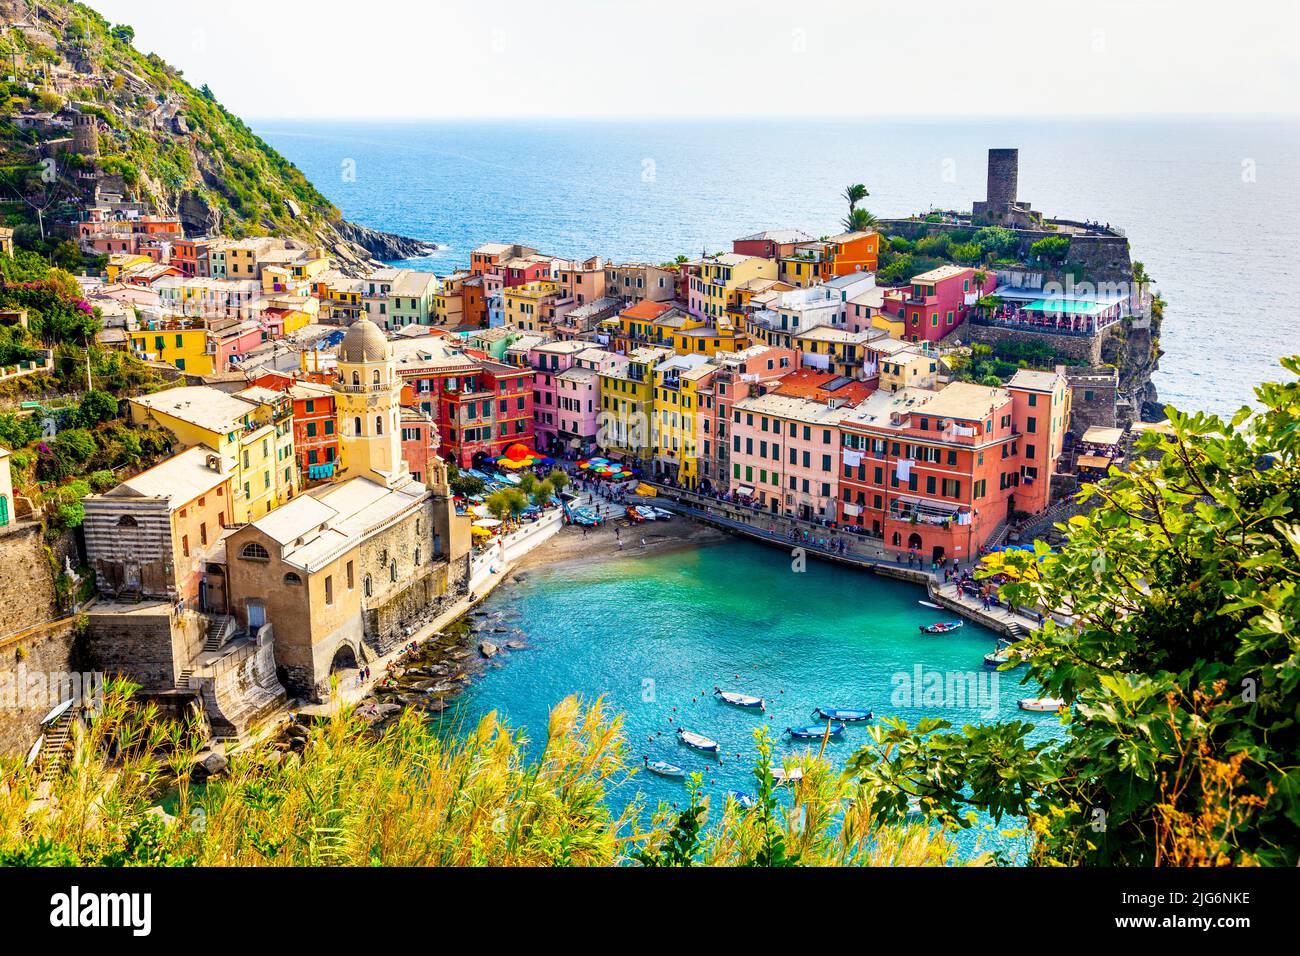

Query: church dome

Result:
[339,318,390,363]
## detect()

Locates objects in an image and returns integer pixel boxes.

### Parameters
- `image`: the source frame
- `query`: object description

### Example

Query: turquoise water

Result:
[446,536,1065,853]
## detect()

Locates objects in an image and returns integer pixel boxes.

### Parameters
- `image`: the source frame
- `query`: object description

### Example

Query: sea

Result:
[257,116,1300,417]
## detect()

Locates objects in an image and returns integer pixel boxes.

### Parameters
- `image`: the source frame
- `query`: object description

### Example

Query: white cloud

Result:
[88,0,1300,119]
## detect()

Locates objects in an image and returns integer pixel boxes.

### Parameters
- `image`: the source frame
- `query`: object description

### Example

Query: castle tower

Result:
[333,318,409,488]
[985,148,1019,207]
[72,112,99,157]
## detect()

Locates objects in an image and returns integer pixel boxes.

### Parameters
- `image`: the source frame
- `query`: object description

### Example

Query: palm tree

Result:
[842,183,869,214]
[843,207,878,233]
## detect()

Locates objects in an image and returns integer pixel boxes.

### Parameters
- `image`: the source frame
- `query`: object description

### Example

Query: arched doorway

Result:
[330,644,359,674]
[907,531,923,551]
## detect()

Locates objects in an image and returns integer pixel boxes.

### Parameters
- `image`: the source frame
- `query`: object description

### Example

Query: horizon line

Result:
[242,111,1300,125]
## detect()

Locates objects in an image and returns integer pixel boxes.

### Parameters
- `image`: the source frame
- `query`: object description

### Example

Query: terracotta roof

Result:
[620,299,674,321]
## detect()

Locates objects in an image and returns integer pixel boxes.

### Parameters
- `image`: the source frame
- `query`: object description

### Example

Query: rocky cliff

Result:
[0,0,435,267]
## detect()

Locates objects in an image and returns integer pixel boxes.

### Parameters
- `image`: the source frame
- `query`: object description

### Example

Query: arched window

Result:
[354,416,362,436]
[372,369,381,385]
[363,574,372,597]
[283,572,302,585]
[413,547,421,566]
[375,416,383,436]
[389,560,397,582]
[240,542,270,561]
[117,514,138,527]
[352,370,360,386]
[891,532,901,547]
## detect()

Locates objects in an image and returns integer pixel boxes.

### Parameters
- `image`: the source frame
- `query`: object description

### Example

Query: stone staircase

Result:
[36,710,76,785]
[203,614,235,653]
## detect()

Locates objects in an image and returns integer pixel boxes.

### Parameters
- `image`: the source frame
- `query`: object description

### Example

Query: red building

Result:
[251,372,340,484]
[882,265,995,344]
[732,229,815,261]
[837,371,1068,563]
[439,358,534,467]
[399,408,440,485]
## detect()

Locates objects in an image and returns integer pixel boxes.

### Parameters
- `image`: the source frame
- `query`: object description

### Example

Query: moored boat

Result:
[984,641,1027,669]
[677,728,721,754]
[652,508,675,520]
[920,620,963,634]
[643,757,685,778]
[635,506,657,521]
[812,706,872,722]
[772,766,804,784]
[625,506,645,523]
[726,790,757,809]
[787,722,846,740]
[1017,696,1066,712]
[714,687,765,710]
[918,600,942,609]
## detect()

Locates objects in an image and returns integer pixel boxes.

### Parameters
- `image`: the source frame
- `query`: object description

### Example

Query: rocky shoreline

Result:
[336,219,440,261]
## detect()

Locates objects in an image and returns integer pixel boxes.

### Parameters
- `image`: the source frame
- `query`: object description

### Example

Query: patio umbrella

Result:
[470,504,491,517]
[473,518,502,528]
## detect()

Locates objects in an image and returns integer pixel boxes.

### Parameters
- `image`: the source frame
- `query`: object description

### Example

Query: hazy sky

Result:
[88,0,1299,120]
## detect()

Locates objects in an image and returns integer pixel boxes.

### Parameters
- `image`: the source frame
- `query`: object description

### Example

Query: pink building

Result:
[528,340,594,453]
[729,390,849,520]
[882,265,996,344]
[212,321,264,372]
[555,348,624,453]
[400,410,440,485]
[700,345,798,494]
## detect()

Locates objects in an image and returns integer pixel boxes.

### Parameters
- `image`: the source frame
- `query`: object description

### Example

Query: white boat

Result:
[643,757,685,778]
[726,790,757,809]
[918,600,942,609]
[1018,696,1066,712]
[677,728,720,754]
[636,507,657,521]
[652,508,675,520]
[772,766,804,784]
[714,687,764,710]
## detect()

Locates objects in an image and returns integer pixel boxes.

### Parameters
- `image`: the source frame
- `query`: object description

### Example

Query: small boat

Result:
[985,642,1027,669]
[652,508,675,520]
[812,706,872,723]
[625,506,645,524]
[643,757,685,778]
[772,767,804,784]
[635,506,658,522]
[676,729,721,754]
[918,600,943,609]
[726,790,757,809]
[714,687,765,710]
[1018,696,1066,712]
[920,621,963,634]
[787,722,846,740]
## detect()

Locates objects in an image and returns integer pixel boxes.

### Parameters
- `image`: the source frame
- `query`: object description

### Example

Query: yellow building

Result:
[129,385,298,521]
[502,281,560,332]
[691,254,777,322]
[127,320,215,375]
[331,319,410,488]
[597,346,671,467]
[106,253,153,283]
[878,346,941,392]
[651,356,714,489]
[605,300,748,358]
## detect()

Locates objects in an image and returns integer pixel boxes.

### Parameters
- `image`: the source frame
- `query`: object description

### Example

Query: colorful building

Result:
[688,253,778,322]
[651,355,712,488]
[502,281,561,333]
[836,373,1068,561]
[129,385,298,522]
[882,265,995,343]
[598,346,673,468]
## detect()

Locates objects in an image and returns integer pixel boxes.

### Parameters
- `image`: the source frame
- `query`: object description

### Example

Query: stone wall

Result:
[0,617,82,755]
[82,604,205,692]
[0,522,58,635]
[1065,366,1120,437]
[966,321,1123,366]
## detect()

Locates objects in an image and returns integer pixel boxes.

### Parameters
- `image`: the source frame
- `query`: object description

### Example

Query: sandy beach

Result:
[512,510,730,574]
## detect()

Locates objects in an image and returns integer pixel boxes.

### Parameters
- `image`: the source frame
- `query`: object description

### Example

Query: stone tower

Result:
[985,148,1018,207]
[333,318,409,489]
[71,112,99,157]
[972,147,1040,228]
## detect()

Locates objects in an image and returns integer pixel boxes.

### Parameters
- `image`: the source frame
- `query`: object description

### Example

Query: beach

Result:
[512,510,730,574]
